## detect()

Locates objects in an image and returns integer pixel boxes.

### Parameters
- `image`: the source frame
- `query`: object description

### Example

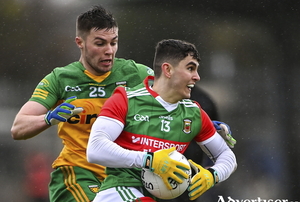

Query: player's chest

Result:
[125,106,201,142]
[62,80,127,99]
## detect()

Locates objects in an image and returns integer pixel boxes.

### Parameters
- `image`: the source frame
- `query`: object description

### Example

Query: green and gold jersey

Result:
[29,58,154,180]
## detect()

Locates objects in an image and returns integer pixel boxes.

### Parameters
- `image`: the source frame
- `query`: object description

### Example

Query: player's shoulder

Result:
[113,58,140,67]
[179,99,200,108]
[113,58,154,75]
[125,83,149,97]
[51,61,84,76]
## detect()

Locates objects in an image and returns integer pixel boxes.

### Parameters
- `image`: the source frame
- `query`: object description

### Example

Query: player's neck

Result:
[152,79,179,104]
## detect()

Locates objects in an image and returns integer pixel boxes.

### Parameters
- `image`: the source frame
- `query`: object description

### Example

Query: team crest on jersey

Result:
[116,81,127,86]
[183,119,192,134]
[88,185,100,193]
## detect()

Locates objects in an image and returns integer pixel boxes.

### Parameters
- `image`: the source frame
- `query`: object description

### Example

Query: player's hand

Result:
[188,160,217,200]
[213,120,236,148]
[44,96,83,125]
[142,147,190,190]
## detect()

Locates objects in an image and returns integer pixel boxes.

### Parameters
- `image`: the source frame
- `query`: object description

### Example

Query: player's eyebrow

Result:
[94,35,118,42]
[186,61,199,67]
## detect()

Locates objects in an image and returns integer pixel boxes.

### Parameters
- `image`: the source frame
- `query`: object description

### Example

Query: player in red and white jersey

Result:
[87,39,237,202]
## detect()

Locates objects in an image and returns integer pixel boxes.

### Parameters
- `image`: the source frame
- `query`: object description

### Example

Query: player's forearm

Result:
[87,116,145,168]
[210,147,237,182]
[87,133,145,168]
[11,114,50,140]
[199,133,237,182]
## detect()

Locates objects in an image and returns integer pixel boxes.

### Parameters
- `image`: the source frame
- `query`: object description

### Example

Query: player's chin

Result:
[97,66,112,74]
[182,91,191,99]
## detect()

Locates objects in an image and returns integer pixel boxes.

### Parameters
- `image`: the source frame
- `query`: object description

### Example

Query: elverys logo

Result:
[67,101,98,124]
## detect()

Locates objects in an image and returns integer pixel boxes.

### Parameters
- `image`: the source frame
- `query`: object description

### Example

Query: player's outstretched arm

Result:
[11,96,83,140]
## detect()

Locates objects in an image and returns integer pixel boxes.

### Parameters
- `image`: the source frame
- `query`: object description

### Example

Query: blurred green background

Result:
[1,0,299,201]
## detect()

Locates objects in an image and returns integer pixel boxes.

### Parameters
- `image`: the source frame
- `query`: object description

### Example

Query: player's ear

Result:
[75,36,84,49]
[162,63,172,79]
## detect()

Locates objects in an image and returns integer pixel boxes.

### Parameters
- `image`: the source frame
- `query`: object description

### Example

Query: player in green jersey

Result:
[87,39,237,202]
[11,5,154,202]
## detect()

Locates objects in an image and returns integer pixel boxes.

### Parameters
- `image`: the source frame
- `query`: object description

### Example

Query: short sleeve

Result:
[29,72,60,110]
[194,105,216,142]
[99,87,128,124]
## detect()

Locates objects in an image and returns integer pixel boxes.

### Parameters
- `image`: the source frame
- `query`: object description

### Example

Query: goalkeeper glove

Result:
[213,120,236,148]
[142,147,190,190]
[44,96,83,126]
[188,160,218,200]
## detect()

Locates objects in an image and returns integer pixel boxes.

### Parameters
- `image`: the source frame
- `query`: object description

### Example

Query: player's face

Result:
[171,55,200,100]
[78,27,118,76]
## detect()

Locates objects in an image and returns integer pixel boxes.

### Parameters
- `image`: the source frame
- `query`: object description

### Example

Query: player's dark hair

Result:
[76,5,118,38]
[153,39,201,77]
